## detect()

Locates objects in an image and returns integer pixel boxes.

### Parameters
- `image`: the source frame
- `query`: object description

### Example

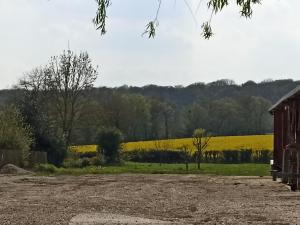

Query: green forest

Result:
[1,76,299,146]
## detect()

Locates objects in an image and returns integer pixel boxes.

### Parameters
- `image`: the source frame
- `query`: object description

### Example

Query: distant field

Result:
[70,134,273,154]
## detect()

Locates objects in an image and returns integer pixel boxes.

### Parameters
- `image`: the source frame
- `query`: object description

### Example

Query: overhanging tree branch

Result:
[93,0,261,39]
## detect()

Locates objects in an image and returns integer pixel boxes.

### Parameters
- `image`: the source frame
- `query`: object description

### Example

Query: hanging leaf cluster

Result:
[203,0,261,39]
[93,0,262,40]
[93,0,111,35]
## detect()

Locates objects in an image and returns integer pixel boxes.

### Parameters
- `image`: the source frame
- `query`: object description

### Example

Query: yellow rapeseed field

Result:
[71,134,273,154]
[69,145,97,154]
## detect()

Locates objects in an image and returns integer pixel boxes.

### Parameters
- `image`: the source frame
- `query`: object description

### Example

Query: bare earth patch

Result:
[0,174,299,225]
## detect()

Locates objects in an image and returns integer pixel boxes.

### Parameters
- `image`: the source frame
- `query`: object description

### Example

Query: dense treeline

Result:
[0,79,299,146]
[70,78,299,143]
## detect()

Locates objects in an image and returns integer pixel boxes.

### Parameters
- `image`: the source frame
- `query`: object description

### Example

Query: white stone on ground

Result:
[69,213,180,225]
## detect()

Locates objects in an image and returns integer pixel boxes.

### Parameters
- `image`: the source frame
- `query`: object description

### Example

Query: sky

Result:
[0,0,299,89]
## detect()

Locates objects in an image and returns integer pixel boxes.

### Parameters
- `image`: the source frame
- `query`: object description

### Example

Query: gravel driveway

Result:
[0,174,299,224]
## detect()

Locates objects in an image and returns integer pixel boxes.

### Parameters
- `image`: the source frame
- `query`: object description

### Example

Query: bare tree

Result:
[20,50,98,156]
[192,128,211,170]
[46,50,98,149]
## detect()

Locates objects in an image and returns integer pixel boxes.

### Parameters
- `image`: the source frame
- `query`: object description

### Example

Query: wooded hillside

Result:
[0,79,299,144]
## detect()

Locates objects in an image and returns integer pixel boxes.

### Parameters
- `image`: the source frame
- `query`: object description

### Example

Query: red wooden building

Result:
[269,86,300,190]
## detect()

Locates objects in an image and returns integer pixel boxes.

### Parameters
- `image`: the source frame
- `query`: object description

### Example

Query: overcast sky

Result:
[0,0,299,89]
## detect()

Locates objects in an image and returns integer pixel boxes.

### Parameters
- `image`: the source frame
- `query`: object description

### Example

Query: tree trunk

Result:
[197,152,200,170]
[197,151,201,170]
[164,114,169,139]
[159,151,162,166]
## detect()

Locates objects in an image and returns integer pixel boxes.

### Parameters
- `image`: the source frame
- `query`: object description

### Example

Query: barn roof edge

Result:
[269,85,300,114]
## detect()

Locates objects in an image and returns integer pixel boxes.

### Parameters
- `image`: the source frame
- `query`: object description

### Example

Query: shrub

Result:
[34,134,66,167]
[81,157,90,167]
[222,150,239,163]
[253,150,272,163]
[124,149,271,164]
[0,105,33,166]
[36,163,57,173]
[97,128,123,164]
[240,149,252,163]
[203,151,222,163]
[63,156,102,168]
[89,156,102,166]
[63,158,83,168]
[124,149,189,163]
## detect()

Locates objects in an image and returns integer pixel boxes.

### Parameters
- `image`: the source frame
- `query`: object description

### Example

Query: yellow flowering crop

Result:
[71,134,273,154]
[70,145,97,153]
[123,134,273,153]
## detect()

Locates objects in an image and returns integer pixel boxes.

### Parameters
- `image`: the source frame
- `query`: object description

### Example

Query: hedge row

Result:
[123,149,272,164]
[73,149,272,164]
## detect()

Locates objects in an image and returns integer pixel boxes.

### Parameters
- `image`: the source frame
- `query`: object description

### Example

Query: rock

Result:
[0,164,33,175]
[69,213,181,225]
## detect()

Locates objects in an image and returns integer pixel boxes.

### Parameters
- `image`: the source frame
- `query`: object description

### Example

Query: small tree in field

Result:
[179,144,191,171]
[193,128,211,170]
[97,128,123,164]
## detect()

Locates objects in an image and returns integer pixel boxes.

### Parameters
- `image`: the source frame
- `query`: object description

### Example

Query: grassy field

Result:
[40,162,270,176]
[70,134,273,154]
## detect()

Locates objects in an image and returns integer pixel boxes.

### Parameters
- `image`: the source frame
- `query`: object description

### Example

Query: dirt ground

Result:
[0,174,299,225]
